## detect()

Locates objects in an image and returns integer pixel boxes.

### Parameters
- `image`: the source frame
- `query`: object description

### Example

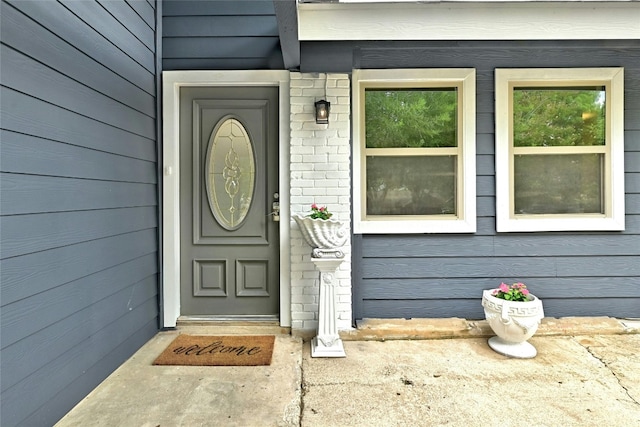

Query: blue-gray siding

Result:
[0,1,159,425]
[162,0,283,70]
[302,40,640,320]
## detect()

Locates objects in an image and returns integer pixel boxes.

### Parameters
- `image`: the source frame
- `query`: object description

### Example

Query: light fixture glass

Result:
[315,100,330,124]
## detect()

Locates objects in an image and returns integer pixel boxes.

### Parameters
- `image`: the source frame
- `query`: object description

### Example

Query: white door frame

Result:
[161,70,291,328]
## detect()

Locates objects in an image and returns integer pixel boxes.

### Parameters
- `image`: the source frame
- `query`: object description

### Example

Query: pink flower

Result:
[311,203,318,209]
[493,281,532,302]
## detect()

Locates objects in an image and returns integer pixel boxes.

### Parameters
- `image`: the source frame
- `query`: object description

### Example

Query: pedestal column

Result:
[310,255,346,358]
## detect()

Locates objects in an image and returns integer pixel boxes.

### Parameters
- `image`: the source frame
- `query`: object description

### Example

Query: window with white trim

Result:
[352,69,476,234]
[495,68,625,232]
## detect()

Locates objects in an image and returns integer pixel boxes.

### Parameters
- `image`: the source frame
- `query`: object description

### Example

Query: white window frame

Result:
[495,67,625,232]
[352,68,476,234]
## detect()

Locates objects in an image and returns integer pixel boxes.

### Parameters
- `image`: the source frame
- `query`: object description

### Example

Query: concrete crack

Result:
[298,358,306,427]
[578,338,639,406]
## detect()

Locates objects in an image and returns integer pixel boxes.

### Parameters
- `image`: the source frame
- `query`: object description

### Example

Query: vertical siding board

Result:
[342,40,640,320]
[6,0,155,94]
[0,0,159,424]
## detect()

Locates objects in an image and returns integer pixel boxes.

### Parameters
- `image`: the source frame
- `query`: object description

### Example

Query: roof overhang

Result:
[297,1,640,41]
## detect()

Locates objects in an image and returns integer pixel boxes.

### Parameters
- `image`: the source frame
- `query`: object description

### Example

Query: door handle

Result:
[271,201,280,222]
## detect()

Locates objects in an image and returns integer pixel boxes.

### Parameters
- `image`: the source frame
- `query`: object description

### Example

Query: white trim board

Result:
[494,67,625,232]
[298,2,640,41]
[351,68,477,234]
[161,70,291,328]
[336,0,636,3]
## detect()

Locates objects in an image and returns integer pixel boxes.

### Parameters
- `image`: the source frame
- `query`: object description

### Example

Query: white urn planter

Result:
[481,290,544,359]
[293,214,348,357]
[293,215,348,258]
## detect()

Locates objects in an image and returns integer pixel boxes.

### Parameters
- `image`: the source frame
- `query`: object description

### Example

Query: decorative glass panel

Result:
[205,117,255,230]
[365,88,458,148]
[366,155,456,215]
[514,154,604,215]
[513,87,606,147]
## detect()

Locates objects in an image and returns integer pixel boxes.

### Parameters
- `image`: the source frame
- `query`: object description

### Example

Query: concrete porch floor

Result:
[56,318,640,427]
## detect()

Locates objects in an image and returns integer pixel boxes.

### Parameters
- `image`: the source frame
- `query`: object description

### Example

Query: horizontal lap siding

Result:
[323,40,640,321]
[0,1,159,426]
[162,0,282,70]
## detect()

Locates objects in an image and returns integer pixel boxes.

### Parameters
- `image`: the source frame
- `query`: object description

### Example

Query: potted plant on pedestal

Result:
[482,282,544,359]
[293,204,349,357]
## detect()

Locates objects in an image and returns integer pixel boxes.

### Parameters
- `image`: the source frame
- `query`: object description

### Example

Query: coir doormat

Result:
[153,335,275,366]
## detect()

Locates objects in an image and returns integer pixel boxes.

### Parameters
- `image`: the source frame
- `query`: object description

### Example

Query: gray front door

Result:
[179,86,279,317]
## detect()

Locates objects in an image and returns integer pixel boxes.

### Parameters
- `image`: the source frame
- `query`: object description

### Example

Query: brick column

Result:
[289,73,352,336]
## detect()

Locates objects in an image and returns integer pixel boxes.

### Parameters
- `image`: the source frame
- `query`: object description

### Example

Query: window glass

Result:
[514,154,604,215]
[365,89,458,148]
[366,155,456,215]
[513,87,606,147]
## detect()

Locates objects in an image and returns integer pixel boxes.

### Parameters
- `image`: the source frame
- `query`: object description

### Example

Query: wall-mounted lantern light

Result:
[315,100,330,124]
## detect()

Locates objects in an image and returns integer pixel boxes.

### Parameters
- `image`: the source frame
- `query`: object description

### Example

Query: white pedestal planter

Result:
[481,290,544,359]
[310,258,346,357]
[293,215,348,358]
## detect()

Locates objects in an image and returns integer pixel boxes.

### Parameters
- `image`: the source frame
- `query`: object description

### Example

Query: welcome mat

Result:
[153,335,275,366]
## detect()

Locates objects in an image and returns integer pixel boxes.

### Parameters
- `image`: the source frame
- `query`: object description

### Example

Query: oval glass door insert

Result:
[205,117,255,230]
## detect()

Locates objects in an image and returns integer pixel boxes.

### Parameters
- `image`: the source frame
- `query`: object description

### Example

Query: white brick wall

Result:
[289,73,352,334]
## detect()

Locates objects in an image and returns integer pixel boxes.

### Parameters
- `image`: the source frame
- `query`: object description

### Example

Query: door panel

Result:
[179,86,279,317]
